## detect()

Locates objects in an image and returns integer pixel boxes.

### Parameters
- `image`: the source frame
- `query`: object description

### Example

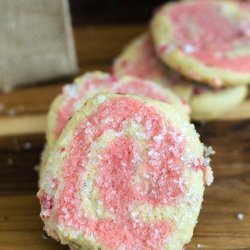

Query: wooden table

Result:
[0,24,250,250]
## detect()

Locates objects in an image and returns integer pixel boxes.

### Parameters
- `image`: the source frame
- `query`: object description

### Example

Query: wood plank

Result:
[0,75,249,138]
[0,173,249,249]
[0,24,249,138]
[0,100,250,137]
[70,0,165,25]
[0,115,46,136]
[0,120,249,249]
[0,23,250,249]
[74,24,145,64]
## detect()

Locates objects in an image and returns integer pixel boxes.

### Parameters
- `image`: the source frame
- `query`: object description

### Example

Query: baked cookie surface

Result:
[113,33,248,120]
[151,0,250,87]
[46,72,188,150]
[38,93,213,250]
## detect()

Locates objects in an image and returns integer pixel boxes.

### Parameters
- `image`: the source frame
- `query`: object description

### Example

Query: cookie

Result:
[151,0,250,87]
[187,84,248,120]
[38,93,213,250]
[46,71,188,150]
[113,33,248,120]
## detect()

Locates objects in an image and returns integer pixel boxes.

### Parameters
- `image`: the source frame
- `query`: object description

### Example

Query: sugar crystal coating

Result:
[39,94,212,250]
[49,72,186,149]
[114,33,248,120]
[165,0,250,72]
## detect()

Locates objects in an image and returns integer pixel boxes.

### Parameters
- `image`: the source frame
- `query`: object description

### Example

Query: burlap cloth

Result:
[0,0,78,92]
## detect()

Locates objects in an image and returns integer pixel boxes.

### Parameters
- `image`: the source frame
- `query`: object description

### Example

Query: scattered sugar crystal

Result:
[203,157,211,167]
[135,115,142,123]
[145,120,152,130]
[204,146,215,157]
[197,243,204,248]
[137,131,146,139]
[183,44,196,54]
[64,85,77,98]
[97,95,107,104]
[153,134,164,142]
[121,161,127,167]
[131,211,138,219]
[148,149,159,158]
[237,213,244,221]
[74,102,82,111]
[167,159,173,164]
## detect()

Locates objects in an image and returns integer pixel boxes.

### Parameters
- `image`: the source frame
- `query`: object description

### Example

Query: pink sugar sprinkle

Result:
[38,190,53,219]
[168,1,250,73]
[55,97,189,249]
[120,59,129,68]
[109,74,118,82]
[51,178,58,189]
[60,147,66,152]
[159,44,169,53]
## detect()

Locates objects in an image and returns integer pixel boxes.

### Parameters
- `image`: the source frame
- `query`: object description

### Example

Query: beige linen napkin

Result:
[0,0,78,92]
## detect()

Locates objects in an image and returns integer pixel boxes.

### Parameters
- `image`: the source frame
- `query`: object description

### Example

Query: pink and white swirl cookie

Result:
[39,72,189,186]
[38,93,213,250]
[46,72,188,150]
[113,33,248,120]
[150,0,250,87]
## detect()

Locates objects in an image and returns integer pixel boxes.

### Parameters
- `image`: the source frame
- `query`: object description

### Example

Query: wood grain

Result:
[0,23,250,250]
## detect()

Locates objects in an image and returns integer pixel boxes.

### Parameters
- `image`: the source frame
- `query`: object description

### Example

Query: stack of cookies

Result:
[38,72,214,250]
[36,0,250,249]
[113,0,250,120]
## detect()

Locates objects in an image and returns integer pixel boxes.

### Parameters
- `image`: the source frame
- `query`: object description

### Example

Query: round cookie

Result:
[113,33,248,120]
[38,93,213,250]
[150,0,250,87]
[187,84,248,120]
[46,71,188,150]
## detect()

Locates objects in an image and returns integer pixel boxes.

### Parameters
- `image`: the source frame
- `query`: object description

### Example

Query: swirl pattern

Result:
[113,33,248,121]
[47,72,188,150]
[39,93,208,250]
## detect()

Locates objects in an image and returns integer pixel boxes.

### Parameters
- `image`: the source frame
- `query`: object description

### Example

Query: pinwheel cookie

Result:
[46,72,188,150]
[113,33,248,120]
[151,0,250,87]
[38,93,213,250]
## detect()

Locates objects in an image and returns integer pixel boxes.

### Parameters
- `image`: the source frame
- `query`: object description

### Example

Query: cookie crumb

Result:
[0,103,5,111]
[204,146,215,158]
[237,212,244,221]
[7,108,16,116]
[23,142,32,150]
[197,243,204,248]
[7,158,13,165]
[34,165,40,172]
[42,231,49,240]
